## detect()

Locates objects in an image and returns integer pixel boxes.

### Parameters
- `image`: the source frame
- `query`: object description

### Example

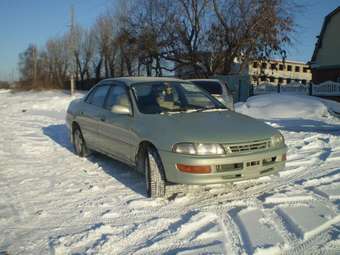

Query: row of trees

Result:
[18,0,296,89]
[0,81,10,89]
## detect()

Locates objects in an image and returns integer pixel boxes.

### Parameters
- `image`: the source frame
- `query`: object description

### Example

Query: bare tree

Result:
[115,0,177,76]
[73,26,95,85]
[90,24,103,81]
[92,14,119,78]
[18,44,52,89]
[18,44,39,84]
[45,36,70,88]
[166,0,211,76]
[210,0,294,74]
[17,0,297,89]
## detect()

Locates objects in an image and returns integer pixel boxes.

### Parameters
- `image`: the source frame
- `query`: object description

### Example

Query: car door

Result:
[78,84,110,150]
[96,82,135,164]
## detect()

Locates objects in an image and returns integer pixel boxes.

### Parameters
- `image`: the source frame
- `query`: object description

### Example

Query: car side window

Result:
[105,85,131,111]
[192,81,223,95]
[89,85,110,108]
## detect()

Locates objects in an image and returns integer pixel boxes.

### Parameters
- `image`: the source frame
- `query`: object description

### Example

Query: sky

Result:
[0,0,339,81]
[0,0,113,81]
[288,0,340,62]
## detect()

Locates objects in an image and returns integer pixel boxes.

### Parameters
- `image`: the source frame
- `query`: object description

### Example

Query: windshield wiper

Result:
[193,106,227,113]
[192,107,210,113]
[161,106,228,114]
[161,108,188,114]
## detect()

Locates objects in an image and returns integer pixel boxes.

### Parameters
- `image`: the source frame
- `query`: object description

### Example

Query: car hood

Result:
[138,110,279,150]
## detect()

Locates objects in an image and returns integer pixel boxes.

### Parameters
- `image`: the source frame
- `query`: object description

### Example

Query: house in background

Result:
[310,6,340,84]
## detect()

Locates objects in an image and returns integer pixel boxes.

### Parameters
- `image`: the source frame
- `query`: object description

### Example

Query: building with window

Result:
[249,59,312,86]
[310,6,340,84]
[175,57,311,86]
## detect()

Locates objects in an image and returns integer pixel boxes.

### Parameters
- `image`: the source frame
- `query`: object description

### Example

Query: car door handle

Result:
[100,116,106,122]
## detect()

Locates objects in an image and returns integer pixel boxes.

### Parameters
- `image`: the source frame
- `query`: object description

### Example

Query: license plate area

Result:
[215,163,243,172]
[246,160,260,167]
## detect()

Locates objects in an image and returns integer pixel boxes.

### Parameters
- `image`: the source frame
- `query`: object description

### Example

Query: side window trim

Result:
[85,82,111,105]
[84,81,105,103]
[84,87,97,104]
[87,84,111,108]
[101,83,114,109]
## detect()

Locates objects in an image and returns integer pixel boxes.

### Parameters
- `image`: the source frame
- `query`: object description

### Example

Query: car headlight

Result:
[271,134,284,147]
[172,143,225,155]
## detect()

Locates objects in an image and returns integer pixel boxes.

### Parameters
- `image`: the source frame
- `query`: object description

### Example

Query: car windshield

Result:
[132,81,226,114]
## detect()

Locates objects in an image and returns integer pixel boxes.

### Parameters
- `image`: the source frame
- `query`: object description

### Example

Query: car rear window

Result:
[190,81,223,95]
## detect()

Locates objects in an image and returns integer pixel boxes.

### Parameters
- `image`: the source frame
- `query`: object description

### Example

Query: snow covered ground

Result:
[0,90,340,255]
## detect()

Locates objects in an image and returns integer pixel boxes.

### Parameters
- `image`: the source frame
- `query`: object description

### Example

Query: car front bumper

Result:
[159,146,287,185]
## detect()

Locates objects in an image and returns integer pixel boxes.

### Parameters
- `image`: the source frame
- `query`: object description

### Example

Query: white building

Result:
[248,59,312,86]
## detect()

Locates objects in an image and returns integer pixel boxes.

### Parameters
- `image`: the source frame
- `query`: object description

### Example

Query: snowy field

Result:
[0,90,340,255]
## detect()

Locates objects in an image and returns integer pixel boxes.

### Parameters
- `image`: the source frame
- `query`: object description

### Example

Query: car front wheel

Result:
[144,147,166,198]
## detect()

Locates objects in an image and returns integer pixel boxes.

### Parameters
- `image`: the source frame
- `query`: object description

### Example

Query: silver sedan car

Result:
[66,77,287,198]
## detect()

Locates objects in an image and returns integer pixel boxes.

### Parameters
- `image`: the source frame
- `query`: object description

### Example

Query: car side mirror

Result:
[111,105,131,115]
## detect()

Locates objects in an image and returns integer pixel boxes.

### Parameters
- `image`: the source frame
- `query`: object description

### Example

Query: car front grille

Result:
[223,140,270,154]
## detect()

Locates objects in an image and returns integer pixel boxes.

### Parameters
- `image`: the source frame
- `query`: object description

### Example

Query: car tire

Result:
[73,127,90,157]
[144,147,166,198]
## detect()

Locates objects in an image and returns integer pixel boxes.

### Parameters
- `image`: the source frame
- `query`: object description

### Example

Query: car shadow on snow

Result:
[42,124,147,197]
[43,124,74,152]
[267,118,340,135]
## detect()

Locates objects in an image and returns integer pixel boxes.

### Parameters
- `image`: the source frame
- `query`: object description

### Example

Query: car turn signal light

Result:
[176,164,211,174]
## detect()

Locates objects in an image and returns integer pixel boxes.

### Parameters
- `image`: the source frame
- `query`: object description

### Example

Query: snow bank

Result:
[236,94,330,120]
[320,98,340,114]
[0,89,11,94]
[29,90,84,112]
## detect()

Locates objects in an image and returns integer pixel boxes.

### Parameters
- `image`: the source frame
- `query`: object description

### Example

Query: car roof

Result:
[188,79,222,83]
[102,76,186,86]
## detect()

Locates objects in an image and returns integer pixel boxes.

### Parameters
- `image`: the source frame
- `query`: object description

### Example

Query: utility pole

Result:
[32,46,38,88]
[69,5,75,95]
[10,68,15,83]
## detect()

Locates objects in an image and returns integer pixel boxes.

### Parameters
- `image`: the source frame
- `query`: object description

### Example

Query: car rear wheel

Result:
[73,127,89,157]
[144,147,166,198]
